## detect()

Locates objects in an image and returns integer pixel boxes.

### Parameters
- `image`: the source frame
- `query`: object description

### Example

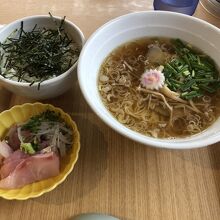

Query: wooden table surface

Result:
[0,1,220,220]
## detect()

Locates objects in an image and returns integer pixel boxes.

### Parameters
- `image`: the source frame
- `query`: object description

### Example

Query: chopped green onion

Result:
[183,70,190,76]
[163,39,219,100]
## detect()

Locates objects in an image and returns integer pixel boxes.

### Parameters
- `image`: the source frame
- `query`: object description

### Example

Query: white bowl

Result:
[0,15,85,99]
[78,11,220,149]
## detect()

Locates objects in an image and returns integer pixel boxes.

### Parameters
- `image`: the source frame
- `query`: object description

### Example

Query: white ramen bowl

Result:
[78,11,220,149]
[0,15,85,99]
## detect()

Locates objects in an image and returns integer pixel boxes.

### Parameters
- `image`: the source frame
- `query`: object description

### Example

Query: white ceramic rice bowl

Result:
[0,15,85,99]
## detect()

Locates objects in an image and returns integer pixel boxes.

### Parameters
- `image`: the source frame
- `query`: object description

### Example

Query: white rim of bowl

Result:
[0,15,85,88]
[78,11,220,149]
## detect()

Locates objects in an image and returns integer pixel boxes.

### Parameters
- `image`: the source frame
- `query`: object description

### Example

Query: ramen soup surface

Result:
[98,37,220,138]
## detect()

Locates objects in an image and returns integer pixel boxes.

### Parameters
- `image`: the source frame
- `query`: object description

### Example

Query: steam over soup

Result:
[98,38,220,138]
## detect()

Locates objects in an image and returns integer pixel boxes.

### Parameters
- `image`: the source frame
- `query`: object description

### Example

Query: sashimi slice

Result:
[0,152,60,189]
[6,125,20,151]
[0,150,29,179]
[3,150,28,165]
[0,141,13,158]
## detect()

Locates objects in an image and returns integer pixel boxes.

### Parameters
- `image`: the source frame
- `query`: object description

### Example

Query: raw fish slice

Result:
[0,150,29,179]
[0,152,60,189]
[7,125,33,151]
[6,125,20,151]
[3,150,28,165]
[1,159,26,179]
[0,141,13,158]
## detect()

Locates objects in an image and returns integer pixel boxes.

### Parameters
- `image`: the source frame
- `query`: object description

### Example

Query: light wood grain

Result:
[0,1,220,220]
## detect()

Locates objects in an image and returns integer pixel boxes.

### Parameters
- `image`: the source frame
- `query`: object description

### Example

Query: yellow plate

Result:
[0,102,80,200]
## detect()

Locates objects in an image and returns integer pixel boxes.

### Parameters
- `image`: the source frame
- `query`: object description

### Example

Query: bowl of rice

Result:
[0,14,85,99]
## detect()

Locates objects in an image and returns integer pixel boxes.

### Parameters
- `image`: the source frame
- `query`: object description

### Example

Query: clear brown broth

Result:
[98,37,220,138]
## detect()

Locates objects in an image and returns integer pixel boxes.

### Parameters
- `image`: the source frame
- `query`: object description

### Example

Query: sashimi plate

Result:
[0,103,80,200]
